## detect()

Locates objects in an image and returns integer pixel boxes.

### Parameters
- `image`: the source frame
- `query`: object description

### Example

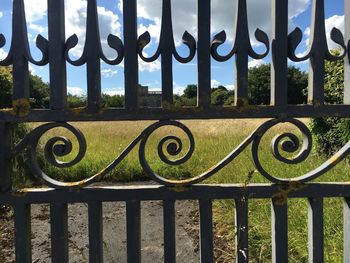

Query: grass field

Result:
[24,119,350,262]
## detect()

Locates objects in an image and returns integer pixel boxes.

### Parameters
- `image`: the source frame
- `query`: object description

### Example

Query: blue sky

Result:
[0,0,346,96]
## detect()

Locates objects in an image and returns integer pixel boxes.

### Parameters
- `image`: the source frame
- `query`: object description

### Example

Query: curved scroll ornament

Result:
[137,0,196,65]
[65,0,123,66]
[211,0,269,62]
[11,119,350,189]
[0,0,49,67]
[12,123,89,188]
[139,121,196,185]
[252,119,350,183]
[288,0,346,63]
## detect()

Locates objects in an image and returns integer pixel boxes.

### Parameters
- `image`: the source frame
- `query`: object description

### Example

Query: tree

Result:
[101,94,124,108]
[67,94,86,108]
[248,63,308,105]
[0,66,51,109]
[287,66,308,104]
[0,66,13,108]
[0,66,30,187]
[183,84,197,99]
[211,88,230,106]
[248,64,271,105]
[29,74,50,108]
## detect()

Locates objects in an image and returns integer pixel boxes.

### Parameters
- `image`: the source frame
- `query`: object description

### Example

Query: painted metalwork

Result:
[7,118,350,190]
[0,0,350,121]
[1,0,350,262]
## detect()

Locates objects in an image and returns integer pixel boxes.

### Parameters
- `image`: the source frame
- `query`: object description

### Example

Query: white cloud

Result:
[136,0,310,46]
[29,64,36,74]
[29,24,45,34]
[0,49,7,59]
[225,84,235,90]
[24,0,47,23]
[138,58,161,72]
[248,59,264,68]
[211,79,221,87]
[23,0,122,58]
[101,68,118,78]
[173,82,185,95]
[0,12,3,18]
[64,0,122,58]
[102,88,124,96]
[304,15,344,50]
[68,86,85,96]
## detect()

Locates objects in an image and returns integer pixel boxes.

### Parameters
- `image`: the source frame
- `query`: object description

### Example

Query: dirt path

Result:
[0,199,200,263]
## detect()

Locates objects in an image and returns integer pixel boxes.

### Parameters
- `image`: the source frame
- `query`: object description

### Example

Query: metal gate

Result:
[1,0,350,262]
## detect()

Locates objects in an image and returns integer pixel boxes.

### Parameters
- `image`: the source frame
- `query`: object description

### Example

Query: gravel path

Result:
[1,198,200,263]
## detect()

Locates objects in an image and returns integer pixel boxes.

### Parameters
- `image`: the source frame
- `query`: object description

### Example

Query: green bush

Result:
[8,123,37,189]
[310,51,347,156]
[310,117,350,156]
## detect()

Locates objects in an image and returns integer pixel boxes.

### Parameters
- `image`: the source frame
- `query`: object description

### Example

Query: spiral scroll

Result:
[139,120,195,186]
[21,123,89,188]
[251,119,313,183]
[10,118,350,189]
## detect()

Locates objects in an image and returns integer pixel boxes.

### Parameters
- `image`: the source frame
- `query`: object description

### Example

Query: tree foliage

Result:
[0,66,50,108]
[0,66,13,108]
[101,94,124,108]
[183,84,197,99]
[248,63,308,105]
[211,86,234,106]
[29,74,50,108]
[310,52,348,156]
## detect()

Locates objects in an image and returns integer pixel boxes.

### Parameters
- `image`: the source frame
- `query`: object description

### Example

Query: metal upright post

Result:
[344,0,350,104]
[0,121,11,192]
[271,0,288,106]
[48,0,67,109]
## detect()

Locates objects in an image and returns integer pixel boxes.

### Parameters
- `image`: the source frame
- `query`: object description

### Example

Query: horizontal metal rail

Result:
[1,183,350,263]
[3,104,350,122]
[1,184,350,203]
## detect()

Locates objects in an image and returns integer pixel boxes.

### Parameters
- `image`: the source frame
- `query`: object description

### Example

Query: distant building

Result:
[138,85,162,107]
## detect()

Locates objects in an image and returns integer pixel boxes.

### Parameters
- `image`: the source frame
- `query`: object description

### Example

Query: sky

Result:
[0,0,346,96]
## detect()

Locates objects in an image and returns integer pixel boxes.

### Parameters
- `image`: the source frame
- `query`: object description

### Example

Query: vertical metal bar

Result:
[123,0,138,110]
[197,0,211,108]
[48,0,67,109]
[14,203,32,263]
[160,0,174,106]
[235,198,248,263]
[12,0,30,100]
[50,203,69,263]
[344,0,350,104]
[88,202,103,263]
[308,198,324,263]
[234,0,250,107]
[271,0,288,106]
[126,200,141,263]
[344,198,350,263]
[199,199,214,263]
[85,0,101,111]
[308,0,326,105]
[271,199,288,263]
[163,200,176,263]
[0,122,11,192]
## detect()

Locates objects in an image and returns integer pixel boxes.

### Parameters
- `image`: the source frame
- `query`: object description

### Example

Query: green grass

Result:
[25,119,350,262]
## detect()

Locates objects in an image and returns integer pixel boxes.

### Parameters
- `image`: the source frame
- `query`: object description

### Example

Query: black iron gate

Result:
[1,0,350,262]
